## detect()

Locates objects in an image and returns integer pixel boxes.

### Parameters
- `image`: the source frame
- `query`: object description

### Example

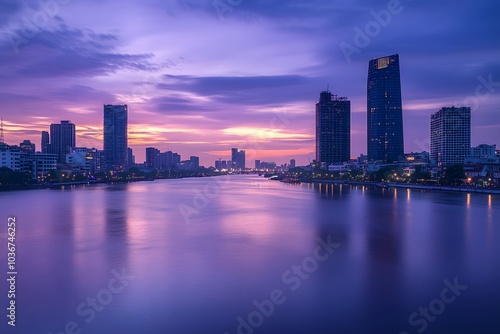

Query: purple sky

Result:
[1,0,499,166]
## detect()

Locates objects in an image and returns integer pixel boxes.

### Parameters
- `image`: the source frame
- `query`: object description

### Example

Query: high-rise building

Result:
[146,147,160,167]
[290,159,296,169]
[104,104,128,171]
[190,156,200,169]
[88,148,106,174]
[231,148,245,170]
[155,152,170,170]
[173,153,181,165]
[41,131,49,153]
[215,159,227,170]
[315,90,351,166]
[50,120,76,163]
[19,140,35,154]
[430,106,471,166]
[367,54,404,162]
[162,151,175,169]
[127,147,135,166]
[255,159,261,170]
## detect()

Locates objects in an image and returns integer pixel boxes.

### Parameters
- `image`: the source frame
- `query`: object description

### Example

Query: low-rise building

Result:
[465,144,499,164]
[27,153,57,179]
[0,150,23,171]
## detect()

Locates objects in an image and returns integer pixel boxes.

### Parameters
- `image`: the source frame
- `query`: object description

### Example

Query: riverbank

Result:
[0,179,149,191]
[0,174,223,192]
[305,179,500,195]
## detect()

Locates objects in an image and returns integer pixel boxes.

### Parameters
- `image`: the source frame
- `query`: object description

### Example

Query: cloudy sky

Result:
[1,0,499,166]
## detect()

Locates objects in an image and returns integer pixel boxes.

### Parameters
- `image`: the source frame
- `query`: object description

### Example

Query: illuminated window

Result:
[377,57,390,69]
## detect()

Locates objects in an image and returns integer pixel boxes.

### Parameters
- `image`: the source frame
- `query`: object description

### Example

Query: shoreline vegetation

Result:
[2,171,500,195]
[0,167,222,191]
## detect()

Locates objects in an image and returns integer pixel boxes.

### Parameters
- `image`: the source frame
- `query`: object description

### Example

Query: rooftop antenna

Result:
[0,117,4,144]
[327,83,330,92]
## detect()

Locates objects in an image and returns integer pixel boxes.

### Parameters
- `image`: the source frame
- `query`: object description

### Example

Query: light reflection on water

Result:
[0,175,499,334]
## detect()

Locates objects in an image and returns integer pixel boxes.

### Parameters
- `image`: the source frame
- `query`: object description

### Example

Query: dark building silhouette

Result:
[146,149,181,170]
[20,140,35,154]
[430,106,471,166]
[104,104,128,171]
[190,156,200,169]
[173,153,181,165]
[367,54,404,162]
[231,148,245,170]
[146,147,160,167]
[255,159,261,169]
[160,151,175,169]
[315,90,351,166]
[127,147,135,166]
[41,131,49,153]
[216,159,228,170]
[50,120,76,163]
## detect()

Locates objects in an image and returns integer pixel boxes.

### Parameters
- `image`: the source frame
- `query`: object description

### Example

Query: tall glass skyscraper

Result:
[367,54,404,162]
[430,106,471,166]
[104,104,128,171]
[315,90,351,166]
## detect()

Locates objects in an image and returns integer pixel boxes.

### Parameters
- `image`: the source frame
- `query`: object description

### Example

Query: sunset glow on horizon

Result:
[1,0,499,166]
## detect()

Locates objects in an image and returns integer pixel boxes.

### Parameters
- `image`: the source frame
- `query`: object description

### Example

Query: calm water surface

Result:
[0,175,499,334]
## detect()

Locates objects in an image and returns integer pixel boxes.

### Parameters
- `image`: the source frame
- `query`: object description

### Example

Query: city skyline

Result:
[1,1,499,166]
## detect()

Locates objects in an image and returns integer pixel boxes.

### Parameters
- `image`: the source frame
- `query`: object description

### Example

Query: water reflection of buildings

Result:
[311,182,405,323]
[105,185,130,241]
[314,182,346,200]
[104,184,131,271]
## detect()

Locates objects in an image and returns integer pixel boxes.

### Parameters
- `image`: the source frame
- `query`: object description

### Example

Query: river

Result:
[0,175,498,333]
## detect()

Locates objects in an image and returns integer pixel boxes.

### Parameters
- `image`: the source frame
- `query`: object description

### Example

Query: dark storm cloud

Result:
[151,95,219,114]
[157,74,324,105]
[0,23,160,79]
[49,85,115,103]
